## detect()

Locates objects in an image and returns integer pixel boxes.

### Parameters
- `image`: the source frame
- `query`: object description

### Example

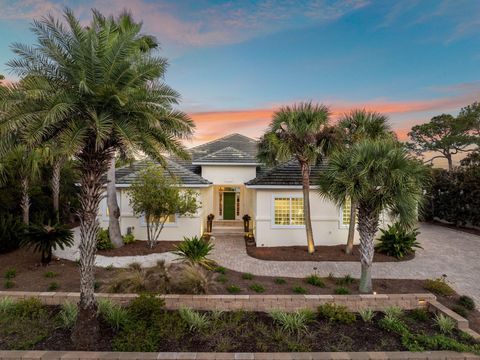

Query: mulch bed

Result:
[97,240,180,257]
[427,220,480,237]
[245,242,414,262]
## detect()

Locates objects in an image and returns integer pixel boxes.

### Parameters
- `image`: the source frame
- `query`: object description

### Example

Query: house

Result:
[99,133,381,247]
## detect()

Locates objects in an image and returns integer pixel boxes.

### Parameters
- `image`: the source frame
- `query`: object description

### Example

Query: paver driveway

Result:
[210,223,480,304]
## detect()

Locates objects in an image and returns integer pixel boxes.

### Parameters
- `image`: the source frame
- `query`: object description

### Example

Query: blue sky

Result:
[0,0,479,144]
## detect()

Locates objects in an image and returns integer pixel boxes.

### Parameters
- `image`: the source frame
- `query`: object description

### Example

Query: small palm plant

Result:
[21,223,74,265]
[269,309,315,340]
[173,236,215,269]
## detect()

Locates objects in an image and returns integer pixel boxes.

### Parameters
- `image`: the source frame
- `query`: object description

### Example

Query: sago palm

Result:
[338,109,393,254]
[0,9,193,347]
[258,102,339,253]
[317,139,428,293]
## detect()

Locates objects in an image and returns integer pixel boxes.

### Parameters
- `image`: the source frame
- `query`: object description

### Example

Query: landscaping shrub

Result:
[216,274,228,283]
[48,281,59,291]
[305,275,325,287]
[44,271,58,278]
[375,223,421,259]
[434,314,455,334]
[58,302,78,328]
[109,261,170,294]
[179,307,209,332]
[173,236,215,269]
[424,277,455,296]
[359,308,374,323]
[226,285,241,294]
[334,287,350,295]
[4,268,16,279]
[128,293,165,324]
[242,272,254,280]
[97,299,129,331]
[451,305,469,318]
[293,286,308,294]
[274,278,286,285]
[0,214,26,254]
[4,280,14,289]
[214,266,226,274]
[0,298,15,314]
[249,283,265,293]
[97,228,114,250]
[384,306,403,319]
[13,298,43,318]
[410,308,430,322]
[379,313,409,335]
[336,274,354,286]
[317,304,356,324]
[458,295,476,311]
[122,233,135,245]
[175,264,216,294]
[269,310,314,339]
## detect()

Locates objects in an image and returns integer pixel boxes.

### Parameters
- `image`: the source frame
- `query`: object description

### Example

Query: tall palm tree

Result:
[258,102,338,253]
[338,109,392,254]
[0,9,193,348]
[317,139,428,293]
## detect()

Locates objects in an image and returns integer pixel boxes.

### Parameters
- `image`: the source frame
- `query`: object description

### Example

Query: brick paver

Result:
[210,223,480,304]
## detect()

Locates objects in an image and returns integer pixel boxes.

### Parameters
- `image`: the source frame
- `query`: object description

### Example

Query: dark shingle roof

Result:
[245,159,327,187]
[189,133,258,160]
[193,146,259,164]
[115,158,211,186]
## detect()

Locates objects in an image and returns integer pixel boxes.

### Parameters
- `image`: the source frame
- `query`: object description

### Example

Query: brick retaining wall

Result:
[0,291,435,311]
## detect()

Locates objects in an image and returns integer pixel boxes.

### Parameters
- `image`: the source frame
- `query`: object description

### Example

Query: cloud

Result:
[0,0,62,20]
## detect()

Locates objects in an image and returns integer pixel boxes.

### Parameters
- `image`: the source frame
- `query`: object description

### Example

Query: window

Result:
[140,214,176,227]
[340,198,355,227]
[273,197,304,227]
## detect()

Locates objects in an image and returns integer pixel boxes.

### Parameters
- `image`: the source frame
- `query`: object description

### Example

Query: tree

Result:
[128,164,199,248]
[317,139,428,293]
[338,109,392,254]
[0,9,193,348]
[407,114,478,171]
[258,102,338,253]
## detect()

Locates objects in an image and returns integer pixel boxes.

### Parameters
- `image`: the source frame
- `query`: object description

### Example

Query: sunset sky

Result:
[0,0,479,148]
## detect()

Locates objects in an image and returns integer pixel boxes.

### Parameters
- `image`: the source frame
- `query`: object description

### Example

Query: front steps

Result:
[212,220,244,236]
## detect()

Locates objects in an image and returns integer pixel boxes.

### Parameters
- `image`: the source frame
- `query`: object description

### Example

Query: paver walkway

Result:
[210,223,480,304]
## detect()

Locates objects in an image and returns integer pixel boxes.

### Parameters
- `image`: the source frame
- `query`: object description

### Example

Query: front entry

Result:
[222,192,236,220]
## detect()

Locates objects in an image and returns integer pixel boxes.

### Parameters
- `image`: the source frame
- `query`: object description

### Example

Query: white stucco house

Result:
[99,133,383,247]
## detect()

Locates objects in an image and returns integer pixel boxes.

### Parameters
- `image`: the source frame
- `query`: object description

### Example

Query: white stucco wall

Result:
[201,165,257,184]
[253,189,381,247]
[98,188,207,241]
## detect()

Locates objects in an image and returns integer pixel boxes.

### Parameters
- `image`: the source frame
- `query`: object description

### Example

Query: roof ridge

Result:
[197,146,254,160]
[188,133,257,152]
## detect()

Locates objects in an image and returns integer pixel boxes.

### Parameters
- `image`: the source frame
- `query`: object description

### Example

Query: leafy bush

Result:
[424,277,455,296]
[48,282,59,291]
[318,304,356,324]
[44,271,58,278]
[4,268,16,279]
[274,278,286,285]
[128,293,165,324]
[0,214,26,254]
[4,280,14,289]
[379,314,409,335]
[249,283,265,293]
[13,298,43,318]
[435,314,455,334]
[97,228,114,250]
[58,302,78,328]
[410,308,430,322]
[375,223,421,259]
[216,274,228,283]
[269,309,314,338]
[458,295,475,311]
[179,307,209,332]
[122,233,135,245]
[336,274,354,286]
[359,308,374,323]
[451,305,469,318]
[334,287,350,295]
[384,306,403,319]
[214,266,226,274]
[97,299,129,331]
[173,236,214,269]
[226,285,241,294]
[0,297,15,314]
[242,273,253,280]
[305,275,325,287]
[293,286,308,294]
[22,223,74,264]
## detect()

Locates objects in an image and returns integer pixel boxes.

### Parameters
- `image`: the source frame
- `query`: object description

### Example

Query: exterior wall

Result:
[201,165,257,184]
[98,188,206,241]
[253,189,389,247]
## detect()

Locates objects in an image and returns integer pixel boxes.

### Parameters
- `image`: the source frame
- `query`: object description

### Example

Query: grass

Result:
[274,278,286,285]
[44,271,58,278]
[249,283,265,293]
[242,273,254,280]
[424,277,455,296]
[226,285,241,294]
[336,274,354,286]
[293,286,308,294]
[4,268,16,279]
[48,282,60,291]
[305,275,325,287]
[334,287,350,295]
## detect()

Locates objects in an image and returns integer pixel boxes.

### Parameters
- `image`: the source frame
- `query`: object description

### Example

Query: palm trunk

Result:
[300,161,315,254]
[52,157,65,222]
[357,204,379,293]
[71,149,111,349]
[107,157,123,248]
[345,201,357,255]
[20,177,30,226]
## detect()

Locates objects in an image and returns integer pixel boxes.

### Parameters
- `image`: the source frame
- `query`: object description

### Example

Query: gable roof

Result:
[245,159,327,187]
[189,133,258,160]
[192,146,259,165]
[114,158,211,187]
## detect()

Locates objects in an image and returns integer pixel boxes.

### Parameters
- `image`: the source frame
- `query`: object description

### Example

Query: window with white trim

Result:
[273,197,304,226]
[140,214,177,227]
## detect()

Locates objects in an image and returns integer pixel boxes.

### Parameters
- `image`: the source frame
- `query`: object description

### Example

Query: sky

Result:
[0,0,479,151]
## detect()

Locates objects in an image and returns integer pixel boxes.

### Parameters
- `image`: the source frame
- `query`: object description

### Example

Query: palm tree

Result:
[317,139,428,293]
[338,109,392,254]
[258,102,338,253]
[0,9,193,348]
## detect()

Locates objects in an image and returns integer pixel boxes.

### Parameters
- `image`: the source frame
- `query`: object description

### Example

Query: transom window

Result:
[273,197,304,226]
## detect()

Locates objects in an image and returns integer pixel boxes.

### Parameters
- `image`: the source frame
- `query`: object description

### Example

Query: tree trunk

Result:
[52,157,64,223]
[300,162,315,254]
[71,149,111,349]
[20,177,30,226]
[345,201,357,255]
[357,204,379,294]
[446,154,453,172]
[107,157,123,248]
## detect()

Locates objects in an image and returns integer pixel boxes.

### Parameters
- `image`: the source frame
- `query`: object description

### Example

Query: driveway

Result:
[210,223,480,304]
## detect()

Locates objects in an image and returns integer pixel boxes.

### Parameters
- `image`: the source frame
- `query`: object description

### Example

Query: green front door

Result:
[223,192,236,220]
